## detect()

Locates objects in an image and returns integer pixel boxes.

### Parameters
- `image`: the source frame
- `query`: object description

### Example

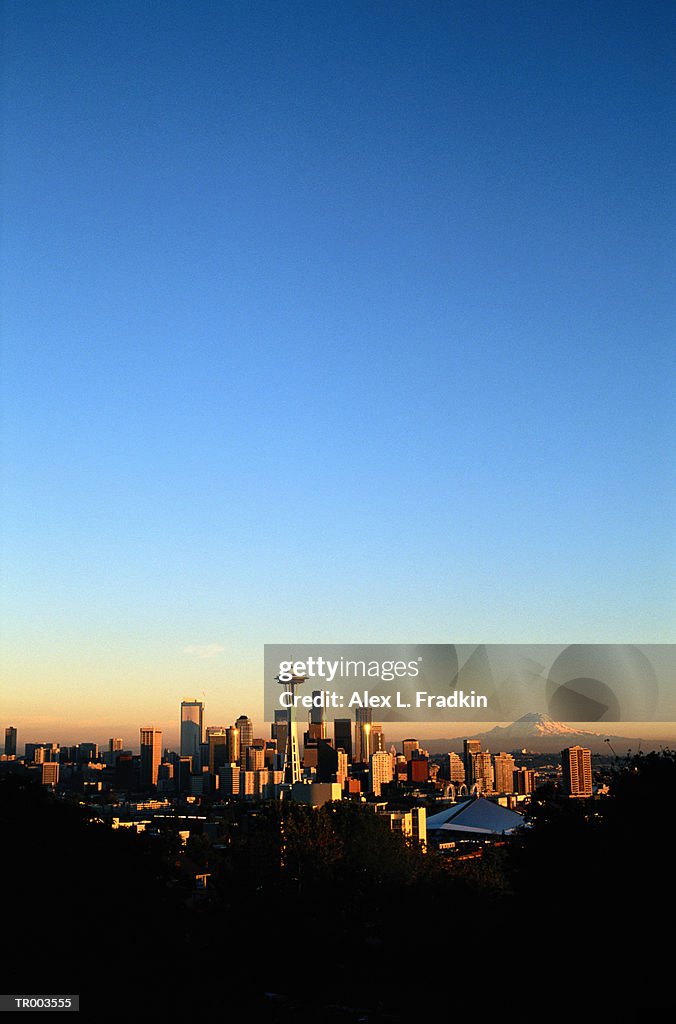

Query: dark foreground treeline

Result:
[1,751,674,1019]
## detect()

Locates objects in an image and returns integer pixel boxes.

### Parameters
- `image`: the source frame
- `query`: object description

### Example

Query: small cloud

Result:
[182,644,226,659]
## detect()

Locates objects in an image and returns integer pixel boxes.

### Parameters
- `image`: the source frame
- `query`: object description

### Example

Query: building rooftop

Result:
[426,797,524,836]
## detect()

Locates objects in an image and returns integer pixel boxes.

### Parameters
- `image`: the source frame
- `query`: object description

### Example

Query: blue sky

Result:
[1,1,673,743]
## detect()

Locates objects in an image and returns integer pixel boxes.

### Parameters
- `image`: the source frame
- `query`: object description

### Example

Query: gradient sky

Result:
[1,1,674,748]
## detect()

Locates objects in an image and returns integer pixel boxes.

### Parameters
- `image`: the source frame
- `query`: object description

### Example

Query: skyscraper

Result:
[493,752,516,794]
[334,719,352,762]
[226,725,240,766]
[4,727,17,757]
[233,716,251,765]
[181,700,203,770]
[140,728,162,787]
[207,727,229,774]
[562,746,592,797]
[354,708,372,763]
[109,737,123,753]
[371,724,385,753]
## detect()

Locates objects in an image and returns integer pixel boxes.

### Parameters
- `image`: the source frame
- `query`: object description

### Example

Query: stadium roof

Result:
[426,797,524,836]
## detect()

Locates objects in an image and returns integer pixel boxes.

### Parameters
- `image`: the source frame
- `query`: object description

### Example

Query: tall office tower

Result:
[447,752,466,783]
[334,719,352,762]
[306,693,328,742]
[369,750,394,797]
[32,746,46,765]
[180,700,204,770]
[272,710,289,757]
[235,715,254,766]
[4,727,17,757]
[140,728,162,787]
[463,739,482,781]
[402,738,420,762]
[207,728,229,774]
[562,746,592,797]
[109,738,123,753]
[354,708,372,764]
[226,725,240,765]
[471,750,494,792]
[235,715,253,750]
[514,767,535,795]
[493,752,516,794]
[77,742,98,763]
[371,724,385,753]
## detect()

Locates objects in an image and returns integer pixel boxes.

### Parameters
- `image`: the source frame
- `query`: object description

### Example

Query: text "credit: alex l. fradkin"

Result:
[279,690,489,709]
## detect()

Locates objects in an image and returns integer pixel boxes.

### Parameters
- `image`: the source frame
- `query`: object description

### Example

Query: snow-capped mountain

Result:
[420,713,674,754]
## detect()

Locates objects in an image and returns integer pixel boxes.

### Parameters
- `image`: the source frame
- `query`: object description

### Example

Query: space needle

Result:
[276,662,307,785]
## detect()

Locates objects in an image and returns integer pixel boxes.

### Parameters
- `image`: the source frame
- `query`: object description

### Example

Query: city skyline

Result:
[5,708,676,753]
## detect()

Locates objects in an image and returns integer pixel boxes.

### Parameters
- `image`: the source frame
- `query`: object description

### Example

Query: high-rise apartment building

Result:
[109,738,123,753]
[514,767,535,795]
[447,751,465,783]
[471,750,494,792]
[140,728,162,787]
[354,708,372,763]
[562,746,592,797]
[493,752,516,794]
[463,739,481,781]
[180,700,203,770]
[369,750,393,796]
